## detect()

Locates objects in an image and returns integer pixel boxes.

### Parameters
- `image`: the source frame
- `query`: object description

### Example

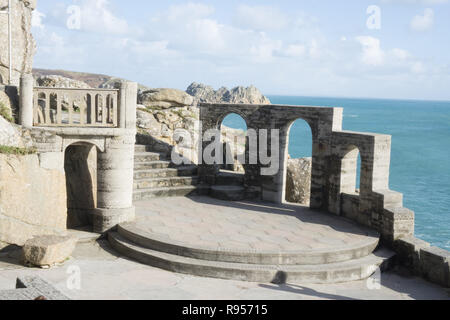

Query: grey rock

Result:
[35,75,91,89]
[139,88,194,108]
[285,158,312,205]
[0,0,36,85]
[23,235,77,267]
[186,82,271,104]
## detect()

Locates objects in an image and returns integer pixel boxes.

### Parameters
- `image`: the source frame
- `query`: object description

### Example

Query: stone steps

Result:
[134,152,166,163]
[132,144,206,200]
[215,170,245,186]
[117,223,380,266]
[134,161,172,170]
[210,185,246,201]
[133,185,210,201]
[134,176,199,190]
[134,166,198,179]
[109,231,395,284]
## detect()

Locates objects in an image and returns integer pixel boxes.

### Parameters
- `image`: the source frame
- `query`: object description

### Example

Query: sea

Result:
[222,95,450,250]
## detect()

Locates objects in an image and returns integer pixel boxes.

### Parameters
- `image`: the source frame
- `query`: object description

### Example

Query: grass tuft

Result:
[0,145,37,156]
[0,102,14,123]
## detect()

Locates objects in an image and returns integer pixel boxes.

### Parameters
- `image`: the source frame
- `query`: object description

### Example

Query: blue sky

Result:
[31,0,450,100]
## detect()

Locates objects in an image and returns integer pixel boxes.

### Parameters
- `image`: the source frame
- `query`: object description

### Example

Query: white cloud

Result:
[32,1,450,100]
[166,2,214,22]
[80,0,130,35]
[32,9,45,29]
[356,36,385,66]
[391,48,411,60]
[234,5,288,31]
[411,61,427,73]
[283,44,306,57]
[410,8,434,31]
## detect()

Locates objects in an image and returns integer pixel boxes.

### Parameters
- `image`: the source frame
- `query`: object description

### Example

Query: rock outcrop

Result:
[186,82,271,105]
[285,158,312,205]
[35,75,91,89]
[0,153,67,246]
[0,0,36,85]
[139,88,194,109]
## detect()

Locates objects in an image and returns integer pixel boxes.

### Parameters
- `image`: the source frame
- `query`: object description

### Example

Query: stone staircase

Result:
[210,170,259,201]
[133,144,208,201]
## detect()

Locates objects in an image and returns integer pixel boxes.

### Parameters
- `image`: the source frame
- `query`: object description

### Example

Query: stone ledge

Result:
[394,236,450,288]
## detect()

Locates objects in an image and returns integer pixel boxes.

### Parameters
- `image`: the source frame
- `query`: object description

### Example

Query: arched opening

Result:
[341,146,362,194]
[95,94,104,123]
[64,143,97,230]
[220,113,248,173]
[283,119,313,206]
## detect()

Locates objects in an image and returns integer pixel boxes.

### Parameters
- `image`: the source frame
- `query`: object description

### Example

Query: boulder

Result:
[22,235,77,267]
[136,109,161,135]
[285,158,312,205]
[139,88,194,108]
[0,115,23,147]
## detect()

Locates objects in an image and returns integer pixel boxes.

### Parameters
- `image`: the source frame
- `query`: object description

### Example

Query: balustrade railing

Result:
[32,87,119,127]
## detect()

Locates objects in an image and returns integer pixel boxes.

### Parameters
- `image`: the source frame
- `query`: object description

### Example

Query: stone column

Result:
[93,134,136,233]
[19,73,34,127]
[119,81,138,129]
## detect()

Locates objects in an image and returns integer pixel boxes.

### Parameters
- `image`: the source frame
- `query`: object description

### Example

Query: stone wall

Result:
[0,153,67,246]
[0,0,36,86]
[198,103,415,245]
[394,236,450,288]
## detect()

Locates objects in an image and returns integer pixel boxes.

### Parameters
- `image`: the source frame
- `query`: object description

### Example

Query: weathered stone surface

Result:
[0,115,22,146]
[23,235,76,267]
[0,0,36,85]
[0,89,13,118]
[285,158,312,205]
[139,88,194,108]
[0,154,67,246]
[187,82,271,104]
[0,276,70,300]
[35,75,91,89]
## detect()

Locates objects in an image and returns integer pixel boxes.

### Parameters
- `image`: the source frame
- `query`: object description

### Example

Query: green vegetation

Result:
[145,105,164,112]
[0,145,37,156]
[0,102,14,123]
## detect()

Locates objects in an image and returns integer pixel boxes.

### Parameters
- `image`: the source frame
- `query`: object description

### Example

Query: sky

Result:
[31,0,450,100]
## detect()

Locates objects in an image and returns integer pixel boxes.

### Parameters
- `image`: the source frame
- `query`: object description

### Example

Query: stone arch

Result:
[64,141,98,229]
[95,94,104,123]
[62,137,106,153]
[280,118,314,205]
[106,94,114,124]
[215,109,250,130]
[340,145,362,195]
[219,113,248,173]
[36,92,47,124]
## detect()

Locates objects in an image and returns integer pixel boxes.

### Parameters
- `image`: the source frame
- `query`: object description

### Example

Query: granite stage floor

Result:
[132,196,379,254]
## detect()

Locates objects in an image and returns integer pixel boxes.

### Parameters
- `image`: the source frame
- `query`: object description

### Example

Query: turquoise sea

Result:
[222,96,450,250]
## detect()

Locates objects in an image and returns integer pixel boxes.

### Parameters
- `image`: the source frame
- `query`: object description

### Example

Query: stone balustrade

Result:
[32,87,119,127]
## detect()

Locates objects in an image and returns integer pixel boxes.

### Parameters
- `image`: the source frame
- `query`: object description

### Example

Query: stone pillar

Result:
[93,134,135,233]
[19,73,34,127]
[119,81,138,129]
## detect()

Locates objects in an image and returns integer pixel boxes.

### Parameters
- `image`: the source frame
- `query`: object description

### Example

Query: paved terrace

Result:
[131,197,378,253]
[0,197,448,300]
